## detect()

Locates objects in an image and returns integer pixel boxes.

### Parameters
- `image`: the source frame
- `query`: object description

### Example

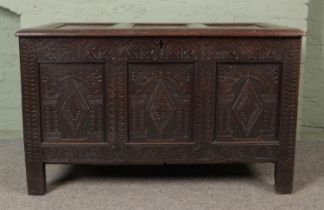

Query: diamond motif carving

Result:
[60,80,90,135]
[148,79,175,137]
[215,63,280,140]
[232,78,263,136]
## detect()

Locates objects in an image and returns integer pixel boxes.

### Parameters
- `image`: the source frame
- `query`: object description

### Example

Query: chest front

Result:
[17,23,304,195]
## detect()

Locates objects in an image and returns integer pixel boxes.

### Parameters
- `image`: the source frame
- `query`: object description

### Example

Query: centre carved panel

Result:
[128,63,194,142]
[215,63,281,140]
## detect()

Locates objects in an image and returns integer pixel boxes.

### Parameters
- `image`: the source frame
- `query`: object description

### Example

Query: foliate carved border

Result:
[118,62,128,143]
[278,38,301,166]
[194,62,215,143]
[20,38,42,162]
[106,61,128,144]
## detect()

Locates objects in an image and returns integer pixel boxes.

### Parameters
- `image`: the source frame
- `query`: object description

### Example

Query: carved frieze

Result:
[34,38,285,61]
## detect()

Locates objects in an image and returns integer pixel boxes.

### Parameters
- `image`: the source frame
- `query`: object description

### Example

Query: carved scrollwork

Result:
[34,38,285,61]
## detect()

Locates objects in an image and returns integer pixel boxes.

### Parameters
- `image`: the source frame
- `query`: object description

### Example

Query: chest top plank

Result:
[16,23,305,37]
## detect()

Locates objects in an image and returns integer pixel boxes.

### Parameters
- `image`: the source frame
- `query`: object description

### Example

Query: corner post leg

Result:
[274,38,301,194]
[26,162,46,195]
[274,160,294,194]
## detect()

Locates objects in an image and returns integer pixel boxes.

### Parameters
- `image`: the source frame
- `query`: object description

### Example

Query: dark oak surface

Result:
[16,23,305,37]
[17,23,304,195]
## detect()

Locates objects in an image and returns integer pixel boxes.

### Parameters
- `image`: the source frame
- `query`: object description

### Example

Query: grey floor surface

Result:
[0,139,323,210]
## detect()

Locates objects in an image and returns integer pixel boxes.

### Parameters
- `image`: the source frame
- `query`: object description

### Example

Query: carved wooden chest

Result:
[16,23,304,195]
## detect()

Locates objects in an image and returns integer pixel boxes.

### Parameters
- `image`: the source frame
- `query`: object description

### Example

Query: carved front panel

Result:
[128,63,194,142]
[40,63,105,142]
[215,63,281,140]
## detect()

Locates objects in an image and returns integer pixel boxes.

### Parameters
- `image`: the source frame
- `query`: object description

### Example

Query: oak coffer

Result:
[16,23,304,195]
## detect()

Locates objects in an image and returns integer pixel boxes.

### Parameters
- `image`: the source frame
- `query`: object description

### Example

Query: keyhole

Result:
[159,40,164,49]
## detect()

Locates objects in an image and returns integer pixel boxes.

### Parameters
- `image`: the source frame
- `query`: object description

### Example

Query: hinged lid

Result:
[16,23,305,37]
